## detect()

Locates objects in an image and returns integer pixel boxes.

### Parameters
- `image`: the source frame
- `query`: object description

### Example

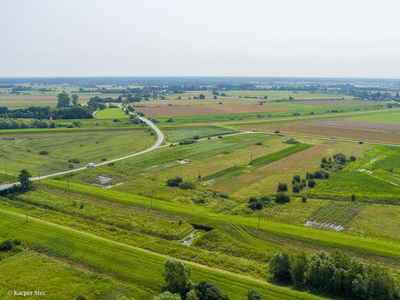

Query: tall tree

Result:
[163,259,191,298]
[71,94,79,106]
[18,169,32,190]
[57,93,71,108]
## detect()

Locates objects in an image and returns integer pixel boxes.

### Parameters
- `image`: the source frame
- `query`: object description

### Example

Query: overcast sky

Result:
[1,0,399,78]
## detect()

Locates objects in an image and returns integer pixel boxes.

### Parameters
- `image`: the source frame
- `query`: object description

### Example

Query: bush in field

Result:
[193,135,200,140]
[248,196,271,210]
[292,175,301,183]
[308,179,316,188]
[0,239,14,251]
[292,183,301,193]
[275,192,290,204]
[247,290,264,300]
[72,120,83,127]
[167,177,183,187]
[277,182,287,192]
[39,150,49,155]
[154,291,181,300]
[179,181,196,190]
[193,280,229,300]
[302,196,307,203]
[199,94,205,99]
[179,139,196,145]
[167,117,174,123]
[68,158,80,164]
[219,193,229,199]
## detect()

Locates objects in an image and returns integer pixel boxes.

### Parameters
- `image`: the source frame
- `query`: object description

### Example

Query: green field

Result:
[2,82,400,299]
[0,251,140,300]
[0,209,323,300]
[312,146,400,202]
[161,125,240,142]
[0,129,154,175]
[346,110,400,124]
[94,108,128,119]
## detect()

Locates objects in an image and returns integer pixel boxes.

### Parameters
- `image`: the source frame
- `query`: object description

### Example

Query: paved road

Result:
[0,111,164,191]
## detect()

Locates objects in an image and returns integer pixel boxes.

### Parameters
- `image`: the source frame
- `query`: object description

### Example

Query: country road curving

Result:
[0,111,164,191]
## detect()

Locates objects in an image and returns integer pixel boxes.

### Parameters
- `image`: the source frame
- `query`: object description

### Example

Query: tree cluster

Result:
[320,153,356,172]
[156,258,262,300]
[270,250,400,300]
[167,177,196,190]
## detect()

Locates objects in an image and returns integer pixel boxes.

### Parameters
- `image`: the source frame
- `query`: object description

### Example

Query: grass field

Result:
[95,108,128,119]
[0,209,324,300]
[0,129,154,175]
[312,146,400,202]
[0,251,141,300]
[346,110,400,124]
[160,125,240,142]
[39,180,400,264]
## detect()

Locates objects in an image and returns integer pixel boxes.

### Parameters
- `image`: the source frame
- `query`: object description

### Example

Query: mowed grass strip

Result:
[43,180,400,260]
[0,210,323,300]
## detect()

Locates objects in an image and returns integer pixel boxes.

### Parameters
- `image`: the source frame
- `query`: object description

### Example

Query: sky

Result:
[1,0,400,78]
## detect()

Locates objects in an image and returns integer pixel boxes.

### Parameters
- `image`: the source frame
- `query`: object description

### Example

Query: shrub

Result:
[308,179,316,188]
[274,130,280,134]
[314,171,324,179]
[302,196,307,203]
[219,193,229,199]
[72,120,82,127]
[218,136,223,139]
[113,119,121,122]
[166,117,174,123]
[293,175,301,183]
[179,139,196,145]
[351,194,356,202]
[179,181,196,190]
[0,239,14,251]
[277,182,288,192]
[39,150,49,155]
[292,184,300,193]
[167,177,183,187]
[68,158,80,164]
[275,192,290,204]
[247,290,264,300]
[193,135,200,140]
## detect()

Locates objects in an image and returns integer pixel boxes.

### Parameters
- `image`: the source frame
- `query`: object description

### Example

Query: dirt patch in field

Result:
[300,119,400,134]
[212,141,337,193]
[288,100,378,107]
[133,104,288,117]
[239,120,400,145]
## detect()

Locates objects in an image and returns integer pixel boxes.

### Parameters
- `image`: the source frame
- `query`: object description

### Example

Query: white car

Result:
[86,163,94,168]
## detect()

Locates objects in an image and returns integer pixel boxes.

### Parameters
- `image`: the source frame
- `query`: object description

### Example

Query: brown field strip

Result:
[212,141,338,193]
[134,104,287,117]
[239,120,400,145]
[288,100,379,107]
